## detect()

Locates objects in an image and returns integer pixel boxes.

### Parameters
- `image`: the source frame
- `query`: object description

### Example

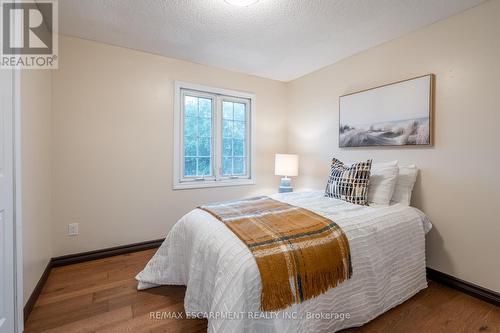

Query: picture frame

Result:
[339,74,435,147]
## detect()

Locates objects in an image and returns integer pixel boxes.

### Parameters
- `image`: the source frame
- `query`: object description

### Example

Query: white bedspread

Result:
[136,191,432,333]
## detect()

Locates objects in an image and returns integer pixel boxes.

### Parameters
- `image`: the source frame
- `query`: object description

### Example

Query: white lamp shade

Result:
[275,154,299,177]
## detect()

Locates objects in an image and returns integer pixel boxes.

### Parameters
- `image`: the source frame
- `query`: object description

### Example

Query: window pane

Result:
[233,139,244,156]
[199,98,212,118]
[184,157,196,176]
[184,117,197,137]
[223,101,233,120]
[234,103,245,121]
[223,138,232,156]
[223,120,233,138]
[183,93,213,178]
[197,157,211,176]
[184,136,196,156]
[222,157,232,176]
[198,137,211,157]
[233,121,245,140]
[220,99,248,176]
[198,118,211,137]
[185,96,198,117]
[233,157,245,175]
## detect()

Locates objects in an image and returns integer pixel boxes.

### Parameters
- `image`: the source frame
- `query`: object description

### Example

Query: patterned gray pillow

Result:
[325,158,372,205]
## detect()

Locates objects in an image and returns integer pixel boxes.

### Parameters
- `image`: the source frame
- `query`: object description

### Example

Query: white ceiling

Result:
[58,0,484,81]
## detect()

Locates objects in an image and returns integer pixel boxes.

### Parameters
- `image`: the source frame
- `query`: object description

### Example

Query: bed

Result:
[136,190,432,333]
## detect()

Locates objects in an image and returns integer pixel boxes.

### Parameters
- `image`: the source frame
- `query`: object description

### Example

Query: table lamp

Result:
[275,154,299,193]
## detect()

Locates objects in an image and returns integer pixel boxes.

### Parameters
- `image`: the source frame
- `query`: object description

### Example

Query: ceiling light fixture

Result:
[225,0,259,7]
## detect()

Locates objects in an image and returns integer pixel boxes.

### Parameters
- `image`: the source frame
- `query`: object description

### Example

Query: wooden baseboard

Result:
[24,238,165,322]
[51,238,165,267]
[24,261,52,322]
[426,267,500,307]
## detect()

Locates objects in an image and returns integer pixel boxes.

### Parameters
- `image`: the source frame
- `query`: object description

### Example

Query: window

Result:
[173,81,255,189]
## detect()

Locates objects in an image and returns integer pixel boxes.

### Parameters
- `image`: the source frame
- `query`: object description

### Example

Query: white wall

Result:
[286,0,500,292]
[21,70,52,304]
[51,36,288,256]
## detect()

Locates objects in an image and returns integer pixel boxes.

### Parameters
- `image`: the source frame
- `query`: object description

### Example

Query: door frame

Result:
[12,69,23,333]
[11,7,24,330]
[3,10,25,332]
[0,68,23,333]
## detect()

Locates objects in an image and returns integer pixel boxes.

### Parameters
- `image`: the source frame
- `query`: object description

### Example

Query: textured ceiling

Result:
[59,0,484,81]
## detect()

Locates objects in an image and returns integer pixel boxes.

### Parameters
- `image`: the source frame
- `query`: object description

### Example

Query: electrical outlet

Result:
[68,223,79,236]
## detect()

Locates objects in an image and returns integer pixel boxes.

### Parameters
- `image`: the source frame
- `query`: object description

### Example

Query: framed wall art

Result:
[339,74,434,147]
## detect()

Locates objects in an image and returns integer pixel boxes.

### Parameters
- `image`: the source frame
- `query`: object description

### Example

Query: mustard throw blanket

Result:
[199,196,352,311]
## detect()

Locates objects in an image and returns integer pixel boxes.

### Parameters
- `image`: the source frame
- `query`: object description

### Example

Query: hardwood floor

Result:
[25,249,499,333]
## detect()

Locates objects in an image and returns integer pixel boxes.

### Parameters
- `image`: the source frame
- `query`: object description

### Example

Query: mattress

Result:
[136,191,432,333]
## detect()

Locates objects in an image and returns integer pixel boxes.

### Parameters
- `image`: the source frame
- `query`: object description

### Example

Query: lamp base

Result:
[278,177,293,193]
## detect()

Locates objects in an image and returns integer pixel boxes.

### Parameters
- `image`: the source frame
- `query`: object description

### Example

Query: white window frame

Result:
[173,81,256,190]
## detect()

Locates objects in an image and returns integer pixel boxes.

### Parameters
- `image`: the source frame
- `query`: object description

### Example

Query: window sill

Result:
[173,178,256,190]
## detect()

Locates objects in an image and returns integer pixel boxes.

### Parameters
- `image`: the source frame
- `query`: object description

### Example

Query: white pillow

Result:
[391,165,419,205]
[368,161,399,206]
